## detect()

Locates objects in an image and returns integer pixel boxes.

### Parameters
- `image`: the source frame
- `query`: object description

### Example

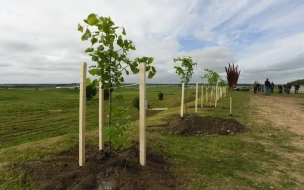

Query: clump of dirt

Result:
[22,143,181,190]
[168,114,246,136]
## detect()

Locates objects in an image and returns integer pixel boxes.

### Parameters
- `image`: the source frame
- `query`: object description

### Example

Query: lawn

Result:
[0,86,303,189]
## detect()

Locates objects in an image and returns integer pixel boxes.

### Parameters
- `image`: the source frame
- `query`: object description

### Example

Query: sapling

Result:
[78,13,156,153]
[173,56,197,116]
[201,69,220,107]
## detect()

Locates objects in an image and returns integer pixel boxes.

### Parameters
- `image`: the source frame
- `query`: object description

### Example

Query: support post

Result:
[201,85,204,108]
[215,83,218,107]
[79,62,86,166]
[195,83,198,113]
[139,62,146,166]
[210,86,213,107]
[206,89,208,102]
[181,83,184,117]
[229,95,232,116]
[99,82,104,150]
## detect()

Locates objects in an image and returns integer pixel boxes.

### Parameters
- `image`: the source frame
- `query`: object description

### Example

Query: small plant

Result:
[158,92,164,100]
[201,69,221,106]
[173,56,197,115]
[78,13,156,153]
[132,96,139,111]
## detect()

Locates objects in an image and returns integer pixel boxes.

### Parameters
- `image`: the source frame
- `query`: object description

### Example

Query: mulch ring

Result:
[21,143,182,190]
[149,114,246,136]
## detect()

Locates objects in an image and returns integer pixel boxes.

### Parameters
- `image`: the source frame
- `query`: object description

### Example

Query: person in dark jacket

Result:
[286,83,291,94]
[253,81,258,94]
[295,83,300,94]
[270,82,274,93]
[278,85,282,93]
[264,78,270,96]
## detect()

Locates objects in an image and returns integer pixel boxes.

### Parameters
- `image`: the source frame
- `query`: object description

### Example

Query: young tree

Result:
[78,13,156,152]
[173,56,197,115]
[201,69,220,107]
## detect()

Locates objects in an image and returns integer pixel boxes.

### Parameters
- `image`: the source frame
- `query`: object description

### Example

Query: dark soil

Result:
[171,114,246,136]
[22,143,182,190]
[21,114,245,189]
[149,114,246,136]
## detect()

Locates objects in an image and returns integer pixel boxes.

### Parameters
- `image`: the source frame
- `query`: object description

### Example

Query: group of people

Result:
[264,79,275,96]
[254,79,301,95]
[253,79,274,95]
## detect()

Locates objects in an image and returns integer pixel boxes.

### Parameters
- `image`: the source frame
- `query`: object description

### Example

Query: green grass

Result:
[1,86,304,189]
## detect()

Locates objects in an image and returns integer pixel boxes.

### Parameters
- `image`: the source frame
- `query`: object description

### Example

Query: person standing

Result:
[286,83,291,94]
[264,78,270,96]
[270,82,274,93]
[295,83,300,94]
[253,81,258,94]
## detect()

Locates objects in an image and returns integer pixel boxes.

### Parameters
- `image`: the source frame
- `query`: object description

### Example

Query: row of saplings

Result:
[79,12,227,153]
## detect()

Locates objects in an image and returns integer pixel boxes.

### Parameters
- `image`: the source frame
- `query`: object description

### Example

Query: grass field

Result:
[0,86,304,189]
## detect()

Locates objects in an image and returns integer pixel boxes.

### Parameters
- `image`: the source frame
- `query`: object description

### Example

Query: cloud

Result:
[0,0,304,84]
[194,30,215,41]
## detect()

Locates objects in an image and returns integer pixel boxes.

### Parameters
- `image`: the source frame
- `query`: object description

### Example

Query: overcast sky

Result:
[1,0,304,84]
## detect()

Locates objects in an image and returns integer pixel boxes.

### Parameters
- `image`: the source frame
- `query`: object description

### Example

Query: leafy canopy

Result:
[78,13,156,91]
[201,69,220,89]
[78,13,157,152]
[173,56,197,84]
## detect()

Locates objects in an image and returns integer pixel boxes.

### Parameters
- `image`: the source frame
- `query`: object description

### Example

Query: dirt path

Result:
[249,94,304,135]
[249,93,304,188]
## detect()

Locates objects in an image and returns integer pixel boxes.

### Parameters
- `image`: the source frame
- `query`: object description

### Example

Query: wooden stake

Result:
[99,82,104,150]
[230,95,232,116]
[210,86,213,107]
[215,83,218,107]
[195,83,198,113]
[201,85,204,108]
[181,83,184,117]
[79,62,86,166]
[206,90,208,102]
[139,62,146,166]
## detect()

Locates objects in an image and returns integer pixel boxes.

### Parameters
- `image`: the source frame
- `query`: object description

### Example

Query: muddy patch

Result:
[157,114,246,136]
[21,143,180,190]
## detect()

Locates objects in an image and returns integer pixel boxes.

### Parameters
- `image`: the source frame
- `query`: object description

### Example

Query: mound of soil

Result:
[22,144,181,190]
[169,114,246,136]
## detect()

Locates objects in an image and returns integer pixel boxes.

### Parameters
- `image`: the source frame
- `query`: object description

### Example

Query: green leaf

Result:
[77,24,83,32]
[81,30,91,41]
[146,66,151,71]
[152,66,156,73]
[148,71,155,79]
[85,47,94,52]
[92,56,98,61]
[122,27,126,35]
[86,78,91,86]
[117,38,123,47]
[97,45,104,51]
[91,79,98,88]
[125,70,129,75]
[87,13,98,25]
[91,37,98,46]
[81,33,86,41]
[148,57,154,64]
[88,69,99,75]
[139,57,148,62]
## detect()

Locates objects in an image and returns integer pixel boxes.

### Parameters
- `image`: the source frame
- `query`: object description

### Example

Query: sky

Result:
[0,0,304,84]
